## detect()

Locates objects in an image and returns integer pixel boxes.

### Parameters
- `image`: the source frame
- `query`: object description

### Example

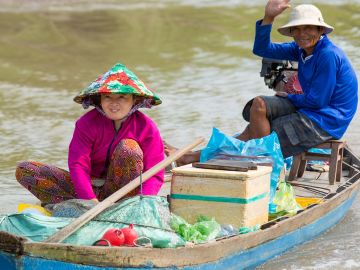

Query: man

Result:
[238,0,358,158]
[165,0,358,162]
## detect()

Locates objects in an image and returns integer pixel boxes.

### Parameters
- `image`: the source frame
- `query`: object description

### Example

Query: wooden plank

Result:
[212,154,273,166]
[0,231,27,254]
[303,152,331,160]
[192,160,252,171]
[197,159,258,168]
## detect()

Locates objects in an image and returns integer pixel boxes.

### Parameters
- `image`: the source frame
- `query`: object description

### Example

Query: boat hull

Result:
[0,188,358,270]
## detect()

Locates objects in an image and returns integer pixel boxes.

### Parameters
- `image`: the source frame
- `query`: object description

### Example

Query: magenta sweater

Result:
[68,109,164,199]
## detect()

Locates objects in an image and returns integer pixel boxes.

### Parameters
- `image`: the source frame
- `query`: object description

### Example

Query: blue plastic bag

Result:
[200,128,284,211]
[308,148,331,164]
[284,148,331,170]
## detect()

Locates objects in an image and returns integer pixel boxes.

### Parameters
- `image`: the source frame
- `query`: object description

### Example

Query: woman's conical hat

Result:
[74,63,161,107]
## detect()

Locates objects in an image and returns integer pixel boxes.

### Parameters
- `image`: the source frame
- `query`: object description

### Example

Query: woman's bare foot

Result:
[163,141,201,166]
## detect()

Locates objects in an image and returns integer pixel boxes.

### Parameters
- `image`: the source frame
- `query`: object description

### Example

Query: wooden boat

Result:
[1,147,359,270]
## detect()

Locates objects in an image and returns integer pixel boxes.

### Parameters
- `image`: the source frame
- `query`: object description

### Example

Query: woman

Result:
[16,63,164,204]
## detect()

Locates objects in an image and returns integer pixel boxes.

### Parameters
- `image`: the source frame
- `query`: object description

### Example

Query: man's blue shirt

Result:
[253,20,358,139]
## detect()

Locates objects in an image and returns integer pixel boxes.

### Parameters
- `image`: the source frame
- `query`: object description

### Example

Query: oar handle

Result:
[45,137,205,243]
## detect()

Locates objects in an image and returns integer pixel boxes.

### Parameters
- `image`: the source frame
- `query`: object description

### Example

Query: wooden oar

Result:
[45,137,205,243]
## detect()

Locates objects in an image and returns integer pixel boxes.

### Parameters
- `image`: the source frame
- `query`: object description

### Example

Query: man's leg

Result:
[236,125,250,141]
[236,97,270,141]
[248,96,271,139]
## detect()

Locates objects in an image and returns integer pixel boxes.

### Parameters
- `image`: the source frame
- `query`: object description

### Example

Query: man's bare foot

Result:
[163,140,201,166]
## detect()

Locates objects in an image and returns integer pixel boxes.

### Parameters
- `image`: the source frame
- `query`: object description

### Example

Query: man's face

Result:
[290,25,324,55]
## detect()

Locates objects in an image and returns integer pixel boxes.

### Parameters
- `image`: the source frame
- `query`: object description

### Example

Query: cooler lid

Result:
[172,164,272,180]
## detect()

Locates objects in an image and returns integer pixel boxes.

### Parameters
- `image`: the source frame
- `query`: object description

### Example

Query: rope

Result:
[290,182,330,197]
[134,236,153,248]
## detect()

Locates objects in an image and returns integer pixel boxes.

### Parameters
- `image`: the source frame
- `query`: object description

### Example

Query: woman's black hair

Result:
[90,94,101,107]
[87,94,148,110]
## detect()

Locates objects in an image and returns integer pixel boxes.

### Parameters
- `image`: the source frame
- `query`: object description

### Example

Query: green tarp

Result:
[0,196,186,248]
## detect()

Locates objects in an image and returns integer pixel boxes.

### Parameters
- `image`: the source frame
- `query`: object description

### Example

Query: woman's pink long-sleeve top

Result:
[68,109,164,200]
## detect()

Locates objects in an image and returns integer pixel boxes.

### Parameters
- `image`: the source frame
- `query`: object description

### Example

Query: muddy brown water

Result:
[0,1,359,269]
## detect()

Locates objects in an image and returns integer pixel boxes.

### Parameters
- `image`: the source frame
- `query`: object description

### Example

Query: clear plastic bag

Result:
[170,214,221,244]
[271,179,302,218]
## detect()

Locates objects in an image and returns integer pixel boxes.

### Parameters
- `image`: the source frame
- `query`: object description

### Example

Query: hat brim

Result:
[277,20,334,37]
[73,92,162,106]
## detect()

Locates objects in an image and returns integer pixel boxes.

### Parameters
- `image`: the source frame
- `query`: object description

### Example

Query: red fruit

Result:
[101,228,125,246]
[121,224,138,246]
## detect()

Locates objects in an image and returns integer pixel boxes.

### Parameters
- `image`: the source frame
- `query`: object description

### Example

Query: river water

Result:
[0,0,359,269]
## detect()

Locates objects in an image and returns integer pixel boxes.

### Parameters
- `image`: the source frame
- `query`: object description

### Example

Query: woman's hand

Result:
[91,198,99,203]
[262,0,291,25]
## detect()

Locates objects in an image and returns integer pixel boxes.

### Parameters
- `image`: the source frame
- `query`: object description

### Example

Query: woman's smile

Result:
[101,93,134,126]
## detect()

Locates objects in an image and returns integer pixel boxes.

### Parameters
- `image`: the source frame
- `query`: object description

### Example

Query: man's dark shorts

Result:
[242,95,332,158]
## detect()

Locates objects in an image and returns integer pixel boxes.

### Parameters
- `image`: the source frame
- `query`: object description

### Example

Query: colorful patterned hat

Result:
[74,63,162,108]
